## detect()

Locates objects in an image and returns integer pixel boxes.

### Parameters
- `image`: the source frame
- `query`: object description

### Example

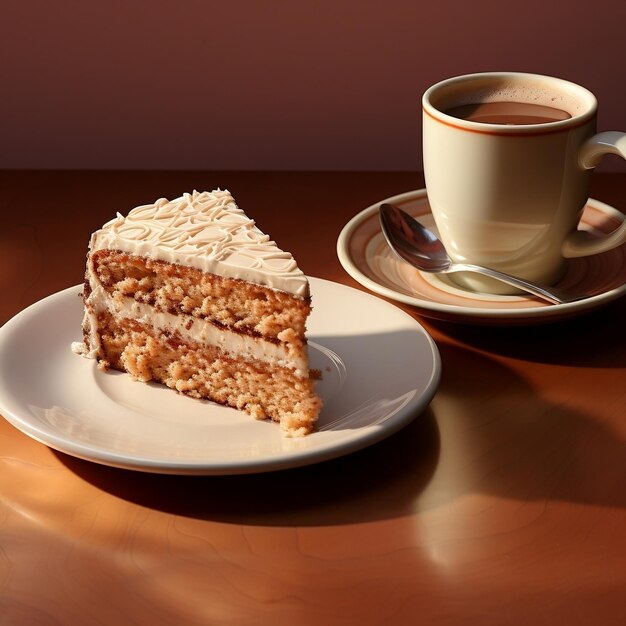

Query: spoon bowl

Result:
[378,203,588,305]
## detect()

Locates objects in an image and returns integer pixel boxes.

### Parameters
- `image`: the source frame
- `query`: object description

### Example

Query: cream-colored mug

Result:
[422,72,626,294]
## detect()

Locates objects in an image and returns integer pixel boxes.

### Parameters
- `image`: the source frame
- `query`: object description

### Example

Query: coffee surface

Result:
[444,101,571,125]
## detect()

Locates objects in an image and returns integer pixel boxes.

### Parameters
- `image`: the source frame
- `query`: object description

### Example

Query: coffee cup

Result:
[422,72,626,294]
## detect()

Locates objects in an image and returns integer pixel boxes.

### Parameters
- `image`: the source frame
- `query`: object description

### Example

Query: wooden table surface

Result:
[1,171,626,625]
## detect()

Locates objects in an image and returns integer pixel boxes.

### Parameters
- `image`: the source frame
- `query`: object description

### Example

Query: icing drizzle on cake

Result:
[90,190,309,297]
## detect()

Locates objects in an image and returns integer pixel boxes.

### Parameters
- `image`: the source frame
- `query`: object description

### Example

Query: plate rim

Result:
[337,189,626,322]
[0,278,441,475]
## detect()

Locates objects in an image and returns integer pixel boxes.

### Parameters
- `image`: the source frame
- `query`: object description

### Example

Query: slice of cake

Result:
[74,189,321,436]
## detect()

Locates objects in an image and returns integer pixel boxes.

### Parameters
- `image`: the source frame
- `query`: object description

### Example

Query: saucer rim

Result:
[336,189,626,323]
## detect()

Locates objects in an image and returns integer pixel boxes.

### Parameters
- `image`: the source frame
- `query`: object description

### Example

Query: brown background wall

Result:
[2,0,625,171]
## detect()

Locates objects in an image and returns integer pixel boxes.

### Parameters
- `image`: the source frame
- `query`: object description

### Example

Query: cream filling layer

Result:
[82,281,309,376]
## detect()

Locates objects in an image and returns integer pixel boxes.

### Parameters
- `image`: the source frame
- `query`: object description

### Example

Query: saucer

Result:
[337,189,626,324]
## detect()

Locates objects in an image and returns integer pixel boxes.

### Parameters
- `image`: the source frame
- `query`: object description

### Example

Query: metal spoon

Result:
[379,203,588,305]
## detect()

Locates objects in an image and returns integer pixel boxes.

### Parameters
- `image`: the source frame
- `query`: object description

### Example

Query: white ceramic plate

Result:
[337,189,626,324]
[0,278,440,475]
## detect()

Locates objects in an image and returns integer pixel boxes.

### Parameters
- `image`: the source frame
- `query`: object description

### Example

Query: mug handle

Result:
[562,131,626,258]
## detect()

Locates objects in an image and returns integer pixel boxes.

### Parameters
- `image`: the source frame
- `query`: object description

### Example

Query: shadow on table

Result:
[426,296,626,367]
[410,339,626,514]
[54,407,441,527]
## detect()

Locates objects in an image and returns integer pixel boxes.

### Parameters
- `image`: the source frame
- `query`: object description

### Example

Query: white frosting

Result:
[82,283,309,376]
[90,189,309,297]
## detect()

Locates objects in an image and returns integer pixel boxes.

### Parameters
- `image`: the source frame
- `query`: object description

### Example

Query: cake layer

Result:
[83,282,309,374]
[90,189,309,297]
[90,249,310,344]
[96,312,320,436]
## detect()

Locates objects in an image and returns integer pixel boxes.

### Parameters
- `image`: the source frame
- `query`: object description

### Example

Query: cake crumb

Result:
[71,341,87,356]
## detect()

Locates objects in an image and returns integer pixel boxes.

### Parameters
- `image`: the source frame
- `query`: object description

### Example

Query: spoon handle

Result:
[450,263,588,305]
